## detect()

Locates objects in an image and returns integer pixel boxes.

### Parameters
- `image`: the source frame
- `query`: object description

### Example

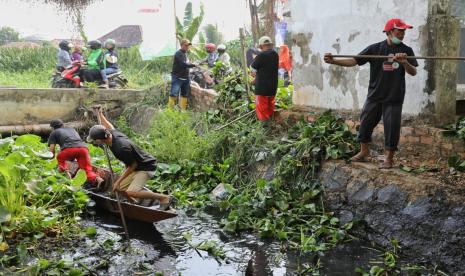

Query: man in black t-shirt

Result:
[324,18,418,168]
[48,119,103,184]
[168,38,196,110]
[251,36,279,122]
[86,108,171,209]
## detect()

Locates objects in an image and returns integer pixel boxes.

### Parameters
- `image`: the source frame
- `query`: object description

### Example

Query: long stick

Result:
[96,110,130,241]
[331,54,465,60]
[239,28,251,106]
[214,110,255,131]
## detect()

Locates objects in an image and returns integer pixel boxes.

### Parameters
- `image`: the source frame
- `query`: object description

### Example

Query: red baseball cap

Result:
[383,18,413,32]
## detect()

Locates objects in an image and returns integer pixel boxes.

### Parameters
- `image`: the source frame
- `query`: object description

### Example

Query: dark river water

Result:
[80,207,380,276]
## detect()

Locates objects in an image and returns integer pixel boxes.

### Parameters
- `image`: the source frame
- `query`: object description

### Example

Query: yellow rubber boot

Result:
[180,97,188,110]
[168,96,176,109]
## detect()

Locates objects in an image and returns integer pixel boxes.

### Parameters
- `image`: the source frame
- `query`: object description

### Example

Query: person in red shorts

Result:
[48,119,103,185]
[251,36,279,124]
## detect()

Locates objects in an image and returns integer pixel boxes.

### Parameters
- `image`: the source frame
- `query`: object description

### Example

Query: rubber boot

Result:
[168,96,176,109]
[180,97,188,110]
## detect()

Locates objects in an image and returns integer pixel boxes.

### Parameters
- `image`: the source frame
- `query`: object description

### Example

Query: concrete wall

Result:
[289,0,431,115]
[0,88,145,125]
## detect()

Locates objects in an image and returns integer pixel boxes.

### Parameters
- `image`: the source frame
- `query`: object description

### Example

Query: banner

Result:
[274,21,287,47]
[137,0,177,60]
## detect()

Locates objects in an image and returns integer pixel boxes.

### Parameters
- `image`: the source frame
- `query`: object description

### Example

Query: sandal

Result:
[350,153,369,162]
[379,160,394,169]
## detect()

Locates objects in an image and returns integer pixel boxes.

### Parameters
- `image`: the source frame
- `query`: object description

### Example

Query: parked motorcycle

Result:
[51,64,129,89]
[190,66,214,89]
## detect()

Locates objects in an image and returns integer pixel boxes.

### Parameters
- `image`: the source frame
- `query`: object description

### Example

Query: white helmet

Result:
[217,44,226,51]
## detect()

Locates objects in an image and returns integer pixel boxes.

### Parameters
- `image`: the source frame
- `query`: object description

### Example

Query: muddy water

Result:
[78,207,380,276]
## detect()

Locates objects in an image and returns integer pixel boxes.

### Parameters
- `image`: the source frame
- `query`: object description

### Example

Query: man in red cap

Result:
[324,18,418,168]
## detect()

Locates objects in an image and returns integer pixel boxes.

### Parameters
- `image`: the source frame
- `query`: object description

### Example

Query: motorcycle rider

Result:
[200,43,218,68]
[217,44,231,68]
[57,40,74,71]
[99,39,119,89]
[81,40,105,84]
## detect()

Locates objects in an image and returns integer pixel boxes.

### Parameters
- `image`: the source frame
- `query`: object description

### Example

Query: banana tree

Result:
[176,2,204,43]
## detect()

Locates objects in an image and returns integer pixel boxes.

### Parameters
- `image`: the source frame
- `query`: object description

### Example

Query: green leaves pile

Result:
[0,134,91,268]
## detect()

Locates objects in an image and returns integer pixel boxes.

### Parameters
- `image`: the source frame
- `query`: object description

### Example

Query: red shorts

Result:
[255,95,275,121]
[57,147,97,182]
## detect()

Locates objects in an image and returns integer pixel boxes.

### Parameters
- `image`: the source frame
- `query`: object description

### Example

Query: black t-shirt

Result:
[251,49,279,96]
[355,40,418,104]
[109,129,157,171]
[171,49,195,79]
[48,127,87,149]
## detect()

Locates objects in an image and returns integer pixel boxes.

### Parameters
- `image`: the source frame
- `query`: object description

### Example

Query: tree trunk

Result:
[263,0,275,44]
[248,0,260,45]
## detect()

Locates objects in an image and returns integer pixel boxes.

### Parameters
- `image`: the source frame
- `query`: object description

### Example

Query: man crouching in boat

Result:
[86,107,172,210]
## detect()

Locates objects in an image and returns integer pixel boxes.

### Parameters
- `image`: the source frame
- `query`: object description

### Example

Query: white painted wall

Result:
[289,0,432,115]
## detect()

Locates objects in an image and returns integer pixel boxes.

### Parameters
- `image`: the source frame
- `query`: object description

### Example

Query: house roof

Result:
[50,39,85,48]
[97,25,143,48]
[1,42,41,49]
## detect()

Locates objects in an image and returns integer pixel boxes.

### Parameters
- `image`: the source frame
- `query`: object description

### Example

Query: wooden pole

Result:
[239,28,251,106]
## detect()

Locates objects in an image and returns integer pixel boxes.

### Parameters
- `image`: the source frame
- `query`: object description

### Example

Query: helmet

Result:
[86,125,109,143]
[58,40,71,51]
[87,40,102,50]
[205,43,216,52]
[50,119,63,129]
[217,44,226,51]
[104,39,116,49]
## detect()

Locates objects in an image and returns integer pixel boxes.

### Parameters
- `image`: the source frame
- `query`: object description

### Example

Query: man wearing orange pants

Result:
[251,36,279,123]
[48,119,103,185]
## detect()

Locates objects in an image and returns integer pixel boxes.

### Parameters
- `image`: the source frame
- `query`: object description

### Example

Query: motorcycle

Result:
[190,66,215,89]
[51,64,129,89]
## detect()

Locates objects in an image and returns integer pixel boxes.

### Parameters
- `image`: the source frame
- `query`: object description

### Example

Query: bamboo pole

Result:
[331,54,465,60]
[239,28,251,106]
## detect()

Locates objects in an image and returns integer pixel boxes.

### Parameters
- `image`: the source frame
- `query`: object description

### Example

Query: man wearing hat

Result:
[168,38,196,110]
[324,18,418,169]
[48,119,103,184]
[87,107,171,209]
[251,36,279,123]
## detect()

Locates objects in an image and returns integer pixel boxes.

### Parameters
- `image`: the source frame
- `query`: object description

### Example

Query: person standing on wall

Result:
[324,18,418,169]
[251,36,279,124]
[168,39,196,110]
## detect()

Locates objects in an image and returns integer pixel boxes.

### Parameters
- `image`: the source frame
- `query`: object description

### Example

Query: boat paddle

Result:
[92,105,130,241]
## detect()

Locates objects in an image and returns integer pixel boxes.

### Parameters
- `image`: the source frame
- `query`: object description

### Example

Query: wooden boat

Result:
[86,188,177,223]
[69,161,177,223]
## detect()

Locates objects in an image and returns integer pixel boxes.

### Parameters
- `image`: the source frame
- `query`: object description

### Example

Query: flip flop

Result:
[350,154,369,162]
[379,160,394,169]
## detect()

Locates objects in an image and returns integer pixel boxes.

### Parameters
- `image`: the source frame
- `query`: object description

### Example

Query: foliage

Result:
[0,26,20,46]
[203,24,224,45]
[176,2,204,43]
[225,35,254,66]
[120,108,358,262]
[445,117,465,171]
[0,135,91,266]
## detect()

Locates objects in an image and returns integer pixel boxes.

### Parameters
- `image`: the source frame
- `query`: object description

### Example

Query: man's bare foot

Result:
[350,152,369,162]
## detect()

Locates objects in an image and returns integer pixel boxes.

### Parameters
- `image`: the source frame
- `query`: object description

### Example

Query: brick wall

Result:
[189,84,218,112]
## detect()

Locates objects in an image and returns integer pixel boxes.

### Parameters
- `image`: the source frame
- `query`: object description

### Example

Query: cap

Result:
[86,125,108,143]
[383,18,413,32]
[50,119,63,129]
[180,39,192,46]
[258,36,273,46]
